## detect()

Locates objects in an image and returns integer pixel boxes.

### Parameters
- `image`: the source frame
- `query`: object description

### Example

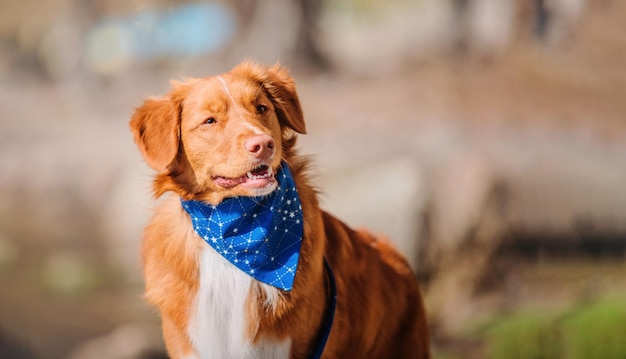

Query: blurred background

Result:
[1,0,625,358]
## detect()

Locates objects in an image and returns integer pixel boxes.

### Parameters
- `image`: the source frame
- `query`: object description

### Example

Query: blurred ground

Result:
[1,0,625,358]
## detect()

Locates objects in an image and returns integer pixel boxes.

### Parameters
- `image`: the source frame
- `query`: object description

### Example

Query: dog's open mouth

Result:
[212,164,276,189]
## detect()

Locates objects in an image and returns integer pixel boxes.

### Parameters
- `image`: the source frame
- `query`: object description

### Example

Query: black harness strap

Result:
[308,259,337,359]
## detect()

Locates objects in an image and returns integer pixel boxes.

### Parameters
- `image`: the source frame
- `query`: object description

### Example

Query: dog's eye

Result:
[256,104,267,114]
[204,117,217,125]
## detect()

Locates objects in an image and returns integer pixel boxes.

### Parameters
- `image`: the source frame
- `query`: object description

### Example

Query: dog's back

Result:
[321,212,430,358]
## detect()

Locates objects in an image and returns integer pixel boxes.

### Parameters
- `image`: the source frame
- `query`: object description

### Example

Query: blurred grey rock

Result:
[320,157,427,268]
[428,151,496,253]
[411,121,500,258]
[478,126,626,236]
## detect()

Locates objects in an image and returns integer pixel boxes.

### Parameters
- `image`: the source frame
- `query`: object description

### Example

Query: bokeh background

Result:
[1,0,625,358]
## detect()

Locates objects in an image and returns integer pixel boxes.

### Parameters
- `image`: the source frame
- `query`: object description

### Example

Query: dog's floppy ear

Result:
[129,92,182,172]
[263,64,307,134]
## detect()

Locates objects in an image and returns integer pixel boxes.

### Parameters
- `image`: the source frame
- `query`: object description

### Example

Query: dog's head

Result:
[130,61,306,203]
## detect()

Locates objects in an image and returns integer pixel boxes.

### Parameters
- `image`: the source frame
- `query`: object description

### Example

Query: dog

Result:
[130,61,430,359]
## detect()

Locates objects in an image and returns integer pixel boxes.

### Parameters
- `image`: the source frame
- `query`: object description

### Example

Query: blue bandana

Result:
[181,163,304,291]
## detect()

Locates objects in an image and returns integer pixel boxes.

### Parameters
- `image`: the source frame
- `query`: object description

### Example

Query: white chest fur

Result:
[187,246,291,359]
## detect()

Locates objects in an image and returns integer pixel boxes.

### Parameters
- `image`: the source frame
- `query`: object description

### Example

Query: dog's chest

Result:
[187,246,291,359]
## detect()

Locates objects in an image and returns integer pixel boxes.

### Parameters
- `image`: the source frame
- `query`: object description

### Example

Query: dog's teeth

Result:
[246,167,272,181]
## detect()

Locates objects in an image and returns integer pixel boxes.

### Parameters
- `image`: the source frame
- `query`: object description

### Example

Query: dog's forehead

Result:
[185,75,262,108]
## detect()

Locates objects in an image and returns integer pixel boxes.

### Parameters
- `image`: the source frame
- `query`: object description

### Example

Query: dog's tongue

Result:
[213,175,246,188]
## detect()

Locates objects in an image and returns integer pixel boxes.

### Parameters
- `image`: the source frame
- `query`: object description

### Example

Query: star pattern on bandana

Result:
[181,164,304,291]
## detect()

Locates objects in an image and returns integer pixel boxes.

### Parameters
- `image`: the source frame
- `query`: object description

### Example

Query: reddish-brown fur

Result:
[130,61,430,358]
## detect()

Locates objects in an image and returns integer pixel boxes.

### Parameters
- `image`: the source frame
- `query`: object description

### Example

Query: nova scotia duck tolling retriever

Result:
[129,61,431,359]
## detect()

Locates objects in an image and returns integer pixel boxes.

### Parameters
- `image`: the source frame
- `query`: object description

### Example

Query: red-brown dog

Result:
[130,61,430,359]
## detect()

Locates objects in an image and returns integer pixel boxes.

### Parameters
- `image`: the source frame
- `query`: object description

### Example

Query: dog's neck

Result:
[181,162,304,291]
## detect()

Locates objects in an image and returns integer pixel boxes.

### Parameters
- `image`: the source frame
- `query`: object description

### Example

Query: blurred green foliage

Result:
[478,298,626,359]
[482,311,561,359]
[560,299,626,359]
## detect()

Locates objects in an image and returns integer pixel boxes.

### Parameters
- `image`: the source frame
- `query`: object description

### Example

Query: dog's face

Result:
[130,62,306,203]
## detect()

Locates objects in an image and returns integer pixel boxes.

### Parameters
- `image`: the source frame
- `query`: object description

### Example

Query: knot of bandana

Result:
[181,163,304,291]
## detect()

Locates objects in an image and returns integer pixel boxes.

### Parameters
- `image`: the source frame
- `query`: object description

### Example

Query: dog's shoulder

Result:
[142,195,201,310]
